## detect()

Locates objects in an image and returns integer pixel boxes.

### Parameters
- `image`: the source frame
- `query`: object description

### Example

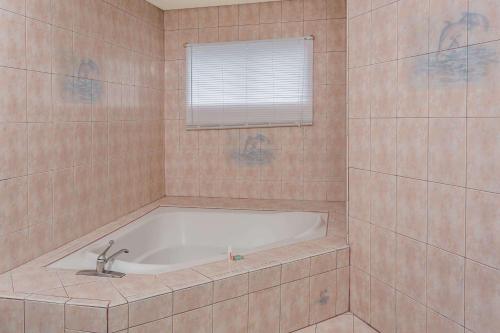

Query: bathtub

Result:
[48,207,328,274]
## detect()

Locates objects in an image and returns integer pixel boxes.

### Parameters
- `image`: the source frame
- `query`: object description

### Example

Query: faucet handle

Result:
[98,240,115,260]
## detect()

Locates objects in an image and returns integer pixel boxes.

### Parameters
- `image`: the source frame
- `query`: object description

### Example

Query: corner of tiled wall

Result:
[163,0,348,202]
[0,0,166,273]
[347,0,500,332]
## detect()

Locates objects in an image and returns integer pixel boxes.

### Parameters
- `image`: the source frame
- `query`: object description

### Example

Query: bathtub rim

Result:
[44,203,330,269]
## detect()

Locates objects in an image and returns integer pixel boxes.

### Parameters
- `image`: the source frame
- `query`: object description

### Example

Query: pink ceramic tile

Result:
[259,22,282,39]
[0,0,25,14]
[0,9,26,69]
[164,10,179,30]
[108,303,128,333]
[64,280,125,307]
[370,225,396,287]
[370,278,395,333]
[396,118,428,180]
[27,71,51,122]
[370,61,397,118]
[25,300,64,333]
[282,0,304,22]
[310,251,337,275]
[348,169,371,222]
[371,118,396,174]
[327,19,346,51]
[467,118,500,193]
[350,267,370,322]
[129,293,172,327]
[429,49,467,117]
[336,248,349,268]
[74,122,91,166]
[348,13,371,67]
[129,317,172,333]
[282,20,304,38]
[28,222,54,258]
[349,119,370,169]
[249,265,281,292]
[27,172,52,226]
[239,3,260,25]
[0,229,30,273]
[172,305,212,333]
[349,218,370,272]
[65,300,108,333]
[248,286,280,333]
[179,8,198,29]
[348,66,370,118]
[327,0,346,19]
[429,0,467,52]
[280,277,310,332]
[213,295,248,333]
[0,66,26,122]
[466,189,500,269]
[428,183,465,256]
[0,123,27,180]
[467,41,500,117]
[28,123,54,174]
[213,273,248,303]
[348,0,370,18]
[0,297,24,333]
[218,5,238,26]
[52,122,75,169]
[398,0,429,57]
[427,246,465,324]
[427,309,464,333]
[198,7,218,28]
[336,266,349,314]
[396,177,428,242]
[395,235,427,304]
[296,326,316,333]
[371,3,397,63]
[173,282,212,314]
[465,260,500,333]
[370,172,396,231]
[238,24,259,41]
[111,275,170,299]
[51,27,73,76]
[26,19,51,73]
[395,291,426,333]
[310,270,337,324]
[0,177,27,236]
[304,0,326,20]
[468,0,500,44]
[397,55,429,118]
[353,315,377,333]
[26,0,51,22]
[260,1,282,23]
[429,118,466,186]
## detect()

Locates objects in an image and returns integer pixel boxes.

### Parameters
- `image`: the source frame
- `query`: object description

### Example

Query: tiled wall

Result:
[347,0,500,333]
[0,0,165,273]
[163,0,347,201]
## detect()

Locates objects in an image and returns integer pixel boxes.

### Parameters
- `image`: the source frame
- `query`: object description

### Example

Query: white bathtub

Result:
[48,207,327,274]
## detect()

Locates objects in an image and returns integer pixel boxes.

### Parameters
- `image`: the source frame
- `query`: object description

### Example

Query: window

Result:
[185,37,314,129]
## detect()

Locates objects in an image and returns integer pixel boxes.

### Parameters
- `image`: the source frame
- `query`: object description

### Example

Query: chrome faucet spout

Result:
[106,249,129,263]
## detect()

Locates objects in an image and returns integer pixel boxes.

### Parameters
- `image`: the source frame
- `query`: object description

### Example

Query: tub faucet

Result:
[96,240,129,274]
[77,240,129,278]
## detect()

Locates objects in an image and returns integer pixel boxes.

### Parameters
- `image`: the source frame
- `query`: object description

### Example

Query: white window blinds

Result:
[185,37,314,129]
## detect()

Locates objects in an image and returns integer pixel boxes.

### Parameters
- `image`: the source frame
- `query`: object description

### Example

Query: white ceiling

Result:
[146,0,272,10]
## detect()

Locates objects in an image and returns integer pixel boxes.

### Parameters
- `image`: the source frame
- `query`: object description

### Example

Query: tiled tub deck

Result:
[0,198,349,333]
